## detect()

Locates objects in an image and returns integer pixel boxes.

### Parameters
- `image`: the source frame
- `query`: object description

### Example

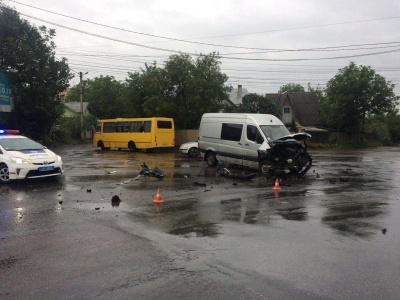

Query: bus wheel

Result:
[99,141,106,151]
[205,151,217,166]
[128,141,136,152]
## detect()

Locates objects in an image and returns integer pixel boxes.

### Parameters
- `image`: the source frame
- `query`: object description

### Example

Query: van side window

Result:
[247,125,264,144]
[247,125,257,142]
[221,123,243,142]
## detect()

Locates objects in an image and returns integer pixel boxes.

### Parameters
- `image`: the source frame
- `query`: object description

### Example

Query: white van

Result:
[198,113,312,176]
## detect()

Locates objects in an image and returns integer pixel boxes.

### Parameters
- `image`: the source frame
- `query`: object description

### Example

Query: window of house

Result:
[283,107,290,114]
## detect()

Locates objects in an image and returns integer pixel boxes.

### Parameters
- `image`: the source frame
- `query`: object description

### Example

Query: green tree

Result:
[0,5,72,141]
[65,75,126,119]
[320,62,399,138]
[120,71,147,117]
[227,93,281,116]
[307,83,325,101]
[141,53,230,129]
[278,83,305,93]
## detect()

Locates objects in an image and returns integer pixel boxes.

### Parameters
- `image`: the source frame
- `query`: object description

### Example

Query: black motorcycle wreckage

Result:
[138,162,164,178]
[257,133,312,178]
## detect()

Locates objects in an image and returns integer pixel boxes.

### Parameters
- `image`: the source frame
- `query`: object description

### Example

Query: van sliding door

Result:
[220,123,243,165]
[242,123,264,168]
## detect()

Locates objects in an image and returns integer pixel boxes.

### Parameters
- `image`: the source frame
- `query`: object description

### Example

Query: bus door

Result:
[155,120,174,147]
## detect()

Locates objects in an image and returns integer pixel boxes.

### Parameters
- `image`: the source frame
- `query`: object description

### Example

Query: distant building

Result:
[63,102,90,118]
[266,92,323,134]
[226,85,249,107]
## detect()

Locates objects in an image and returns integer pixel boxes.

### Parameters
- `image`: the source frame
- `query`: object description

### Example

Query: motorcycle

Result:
[138,162,164,178]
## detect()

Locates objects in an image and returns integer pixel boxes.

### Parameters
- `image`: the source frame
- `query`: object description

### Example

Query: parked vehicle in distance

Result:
[0,129,64,183]
[93,117,175,152]
[179,142,199,158]
[198,113,312,177]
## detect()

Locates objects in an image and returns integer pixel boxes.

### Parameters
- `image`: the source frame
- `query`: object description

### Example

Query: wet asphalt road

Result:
[1,143,400,300]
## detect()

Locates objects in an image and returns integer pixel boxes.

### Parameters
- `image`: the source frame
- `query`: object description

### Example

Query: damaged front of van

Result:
[257,132,312,178]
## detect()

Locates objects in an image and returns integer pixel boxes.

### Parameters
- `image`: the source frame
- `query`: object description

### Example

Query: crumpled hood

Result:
[258,133,311,152]
[273,132,311,142]
[10,149,57,163]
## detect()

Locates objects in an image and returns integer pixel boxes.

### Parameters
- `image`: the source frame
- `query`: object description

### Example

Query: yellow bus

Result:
[93,117,175,151]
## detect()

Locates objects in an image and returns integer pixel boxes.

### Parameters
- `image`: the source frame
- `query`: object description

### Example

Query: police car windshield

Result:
[260,125,291,141]
[0,137,44,151]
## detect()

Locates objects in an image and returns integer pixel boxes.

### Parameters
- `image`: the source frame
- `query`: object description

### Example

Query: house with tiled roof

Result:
[266,92,325,138]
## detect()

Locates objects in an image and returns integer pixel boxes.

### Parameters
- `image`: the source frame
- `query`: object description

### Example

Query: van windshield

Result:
[260,125,290,141]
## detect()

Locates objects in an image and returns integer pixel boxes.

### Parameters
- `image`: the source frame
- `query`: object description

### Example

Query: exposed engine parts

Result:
[258,136,312,178]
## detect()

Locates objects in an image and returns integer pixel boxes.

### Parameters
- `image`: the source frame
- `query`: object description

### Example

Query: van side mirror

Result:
[256,135,264,144]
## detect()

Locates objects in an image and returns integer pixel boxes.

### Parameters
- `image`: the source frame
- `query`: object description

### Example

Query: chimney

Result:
[237,85,242,99]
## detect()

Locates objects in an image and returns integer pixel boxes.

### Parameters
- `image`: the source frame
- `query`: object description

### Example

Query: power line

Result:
[9,0,400,54]
[9,0,400,49]
[17,12,400,62]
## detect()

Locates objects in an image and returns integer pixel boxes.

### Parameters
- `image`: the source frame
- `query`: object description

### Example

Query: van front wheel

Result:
[259,161,273,177]
[205,152,217,166]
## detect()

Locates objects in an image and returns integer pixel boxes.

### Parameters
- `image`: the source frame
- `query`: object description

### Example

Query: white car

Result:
[179,141,199,158]
[0,130,64,183]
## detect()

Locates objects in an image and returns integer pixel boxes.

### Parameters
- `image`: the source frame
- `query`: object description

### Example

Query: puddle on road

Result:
[3,146,397,244]
[168,222,220,237]
[321,201,389,237]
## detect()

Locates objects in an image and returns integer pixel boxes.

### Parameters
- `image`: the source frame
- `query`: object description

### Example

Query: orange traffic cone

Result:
[273,178,281,190]
[153,188,164,203]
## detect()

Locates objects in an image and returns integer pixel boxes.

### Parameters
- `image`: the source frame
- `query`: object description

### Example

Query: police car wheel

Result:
[0,163,10,183]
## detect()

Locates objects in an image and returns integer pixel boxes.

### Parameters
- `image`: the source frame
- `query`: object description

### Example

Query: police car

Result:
[0,129,64,182]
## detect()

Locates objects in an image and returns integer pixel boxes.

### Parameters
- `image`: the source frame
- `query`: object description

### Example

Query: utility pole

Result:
[79,72,84,139]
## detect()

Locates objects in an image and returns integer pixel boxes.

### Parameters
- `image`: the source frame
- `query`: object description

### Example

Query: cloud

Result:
[7,0,400,94]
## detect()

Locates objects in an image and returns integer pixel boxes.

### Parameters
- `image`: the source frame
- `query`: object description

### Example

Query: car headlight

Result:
[10,157,30,164]
[56,155,62,162]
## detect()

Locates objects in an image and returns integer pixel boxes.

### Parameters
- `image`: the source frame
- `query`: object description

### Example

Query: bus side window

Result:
[144,121,151,132]
[104,122,116,133]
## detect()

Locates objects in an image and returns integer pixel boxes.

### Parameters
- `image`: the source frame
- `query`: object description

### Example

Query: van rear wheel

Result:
[205,152,217,166]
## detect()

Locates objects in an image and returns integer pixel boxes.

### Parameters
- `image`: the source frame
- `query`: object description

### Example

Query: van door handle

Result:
[245,143,249,146]
[238,142,242,145]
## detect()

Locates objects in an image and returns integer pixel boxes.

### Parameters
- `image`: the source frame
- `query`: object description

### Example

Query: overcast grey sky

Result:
[4,0,400,95]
